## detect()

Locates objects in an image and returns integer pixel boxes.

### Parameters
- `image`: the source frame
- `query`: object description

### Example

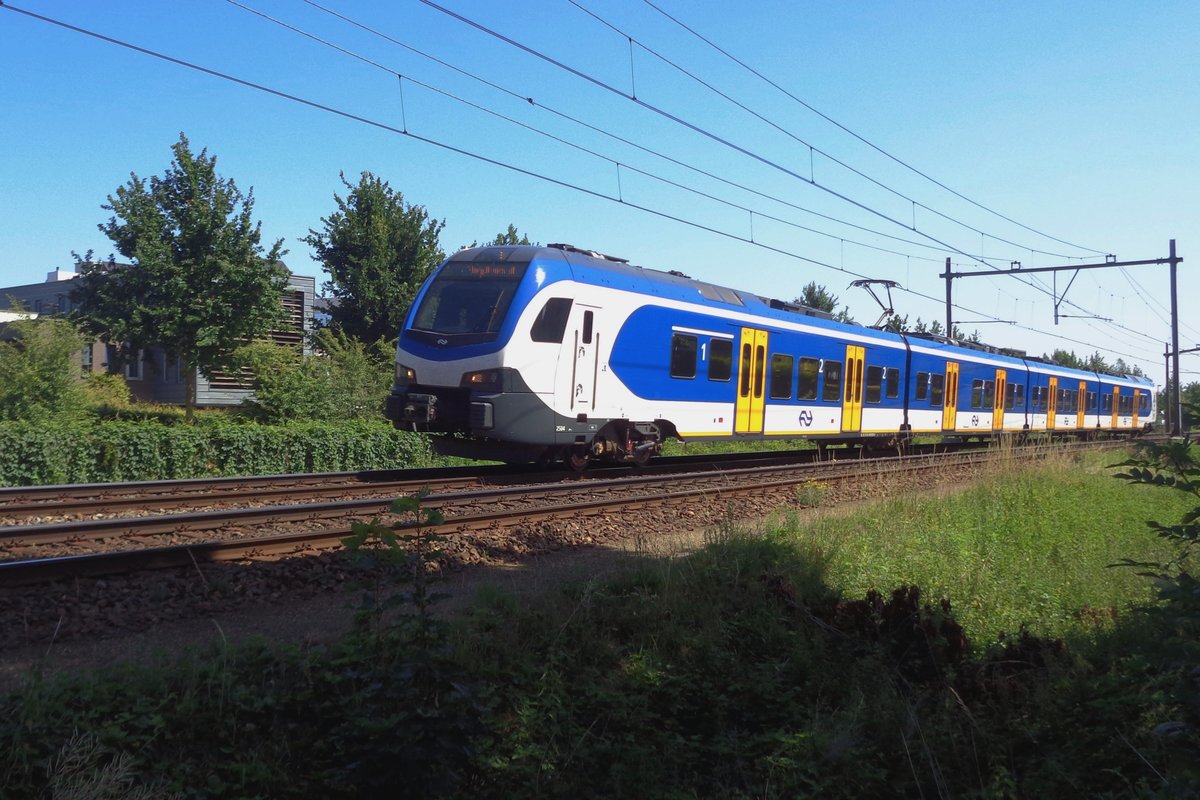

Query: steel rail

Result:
[0,439,1143,587]
[0,449,967,586]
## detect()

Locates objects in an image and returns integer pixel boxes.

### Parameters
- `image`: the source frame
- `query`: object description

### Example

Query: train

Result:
[385,243,1155,468]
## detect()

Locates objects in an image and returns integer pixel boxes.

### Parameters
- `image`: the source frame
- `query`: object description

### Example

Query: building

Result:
[0,264,316,407]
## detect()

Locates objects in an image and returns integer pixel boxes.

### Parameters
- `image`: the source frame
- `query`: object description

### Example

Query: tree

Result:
[793,281,856,324]
[1045,349,1084,369]
[460,225,535,250]
[304,172,445,345]
[794,282,838,314]
[70,133,287,421]
[0,311,86,422]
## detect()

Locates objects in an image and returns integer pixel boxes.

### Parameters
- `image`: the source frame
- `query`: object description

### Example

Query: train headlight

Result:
[461,369,503,392]
[395,363,417,386]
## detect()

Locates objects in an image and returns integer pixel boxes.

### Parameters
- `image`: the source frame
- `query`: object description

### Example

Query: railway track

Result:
[0,437,1136,587]
[0,441,969,524]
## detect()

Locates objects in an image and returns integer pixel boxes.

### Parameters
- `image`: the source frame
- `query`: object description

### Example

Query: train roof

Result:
[444,244,1154,387]
[449,242,840,322]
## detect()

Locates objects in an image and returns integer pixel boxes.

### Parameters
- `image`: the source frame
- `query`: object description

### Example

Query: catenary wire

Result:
[226,0,962,266]
[568,0,1094,261]
[286,0,1166,342]
[637,0,1108,255]
[0,2,1160,367]
[416,0,1155,346]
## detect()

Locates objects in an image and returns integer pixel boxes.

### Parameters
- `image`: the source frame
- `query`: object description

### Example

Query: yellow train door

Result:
[942,361,960,431]
[992,369,1007,431]
[1076,380,1086,429]
[841,344,864,432]
[1047,377,1058,430]
[1110,387,1120,428]
[734,328,767,434]
[1132,389,1141,428]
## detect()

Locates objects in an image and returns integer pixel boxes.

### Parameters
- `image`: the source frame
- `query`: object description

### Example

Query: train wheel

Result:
[631,445,653,467]
[566,448,590,472]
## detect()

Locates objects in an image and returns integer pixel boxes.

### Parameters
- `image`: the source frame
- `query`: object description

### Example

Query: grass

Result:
[1,445,1196,798]
[786,450,1188,642]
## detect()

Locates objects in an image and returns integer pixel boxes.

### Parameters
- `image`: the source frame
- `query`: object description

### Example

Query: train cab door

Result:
[942,361,960,432]
[568,306,599,413]
[841,344,865,433]
[992,369,1007,431]
[734,328,767,434]
[1076,380,1087,429]
[1132,389,1141,428]
[1110,387,1120,428]
[1047,377,1058,430]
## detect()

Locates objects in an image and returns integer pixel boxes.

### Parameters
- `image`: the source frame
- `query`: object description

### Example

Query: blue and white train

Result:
[386,243,1155,467]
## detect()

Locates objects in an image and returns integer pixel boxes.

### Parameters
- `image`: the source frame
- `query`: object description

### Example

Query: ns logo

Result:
[798,410,814,427]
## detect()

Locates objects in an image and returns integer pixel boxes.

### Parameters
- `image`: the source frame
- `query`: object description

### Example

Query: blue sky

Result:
[2,1,1197,383]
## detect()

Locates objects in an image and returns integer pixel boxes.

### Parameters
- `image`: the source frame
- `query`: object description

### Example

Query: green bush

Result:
[0,315,88,423]
[231,330,394,424]
[0,419,432,485]
[79,372,134,415]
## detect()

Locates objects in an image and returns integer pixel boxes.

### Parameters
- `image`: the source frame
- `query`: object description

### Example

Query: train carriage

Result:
[387,244,1155,467]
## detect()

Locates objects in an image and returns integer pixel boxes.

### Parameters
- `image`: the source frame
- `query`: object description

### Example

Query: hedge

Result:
[0,419,434,486]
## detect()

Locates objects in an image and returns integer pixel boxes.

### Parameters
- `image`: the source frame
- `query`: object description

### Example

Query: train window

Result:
[1014,384,1025,408]
[865,366,883,404]
[582,311,593,344]
[1140,394,1150,412]
[970,379,984,409]
[822,360,842,402]
[770,354,794,399]
[915,372,929,401]
[1005,383,1016,410]
[740,344,753,397]
[530,298,573,343]
[1120,395,1132,414]
[885,367,900,399]
[412,261,527,338]
[797,357,819,399]
[670,334,698,379]
[930,374,944,407]
[708,339,733,381]
[1087,391,1097,411]
[754,345,766,398]
[983,380,995,408]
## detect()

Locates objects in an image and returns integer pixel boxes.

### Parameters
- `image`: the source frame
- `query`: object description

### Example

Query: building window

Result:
[81,345,93,374]
[125,349,145,381]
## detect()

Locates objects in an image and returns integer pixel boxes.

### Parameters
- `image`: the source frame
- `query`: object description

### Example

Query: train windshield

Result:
[410,260,529,341]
